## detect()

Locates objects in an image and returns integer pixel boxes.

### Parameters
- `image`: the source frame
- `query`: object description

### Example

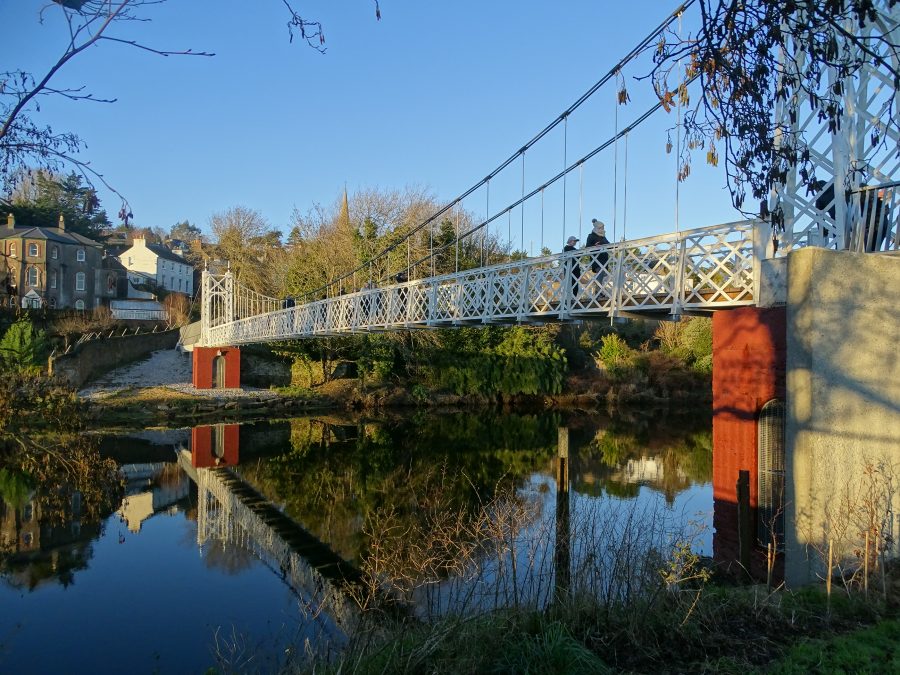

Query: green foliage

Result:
[0,317,49,372]
[682,317,713,361]
[596,333,632,369]
[357,335,397,381]
[655,317,713,372]
[8,171,110,239]
[594,333,640,381]
[409,383,429,403]
[0,468,33,509]
[770,619,900,674]
[0,371,82,435]
[429,327,567,396]
[290,356,326,388]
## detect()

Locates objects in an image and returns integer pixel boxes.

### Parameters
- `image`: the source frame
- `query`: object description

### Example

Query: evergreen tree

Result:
[0,317,50,372]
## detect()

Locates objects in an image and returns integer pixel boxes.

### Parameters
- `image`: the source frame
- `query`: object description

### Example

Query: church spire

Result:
[340,183,349,228]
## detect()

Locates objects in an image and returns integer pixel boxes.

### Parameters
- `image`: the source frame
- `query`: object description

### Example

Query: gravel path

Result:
[79,348,278,400]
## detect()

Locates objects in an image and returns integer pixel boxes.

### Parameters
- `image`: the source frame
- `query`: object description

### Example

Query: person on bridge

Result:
[564,235,581,299]
[585,219,611,293]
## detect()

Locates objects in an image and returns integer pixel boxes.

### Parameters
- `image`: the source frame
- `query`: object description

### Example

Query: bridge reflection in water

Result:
[104,416,728,639]
[177,424,363,644]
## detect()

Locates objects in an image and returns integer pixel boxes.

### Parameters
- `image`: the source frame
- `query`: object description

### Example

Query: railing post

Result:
[200,269,210,346]
[609,244,626,319]
[751,219,768,303]
[559,254,571,320]
[483,270,496,321]
[428,279,438,326]
[518,264,531,322]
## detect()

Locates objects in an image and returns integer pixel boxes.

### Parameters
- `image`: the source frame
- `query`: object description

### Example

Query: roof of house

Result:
[145,242,190,265]
[119,240,190,266]
[0,225,103,248]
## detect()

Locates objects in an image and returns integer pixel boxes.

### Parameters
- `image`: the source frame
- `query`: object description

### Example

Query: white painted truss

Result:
[772,2,900,254]
[201,220,761,347]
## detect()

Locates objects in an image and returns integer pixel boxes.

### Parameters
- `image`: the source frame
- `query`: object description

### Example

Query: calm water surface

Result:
[1,409,712,674]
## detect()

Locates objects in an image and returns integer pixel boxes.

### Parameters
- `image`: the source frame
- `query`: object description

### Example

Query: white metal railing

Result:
[778,181,900,254]
[110,308,168,321]
[201,220,758,347]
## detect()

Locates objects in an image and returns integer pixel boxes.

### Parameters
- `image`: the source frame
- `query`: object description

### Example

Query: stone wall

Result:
[241,352,291,388]
[50,328,179,389]
[785,247,900,585]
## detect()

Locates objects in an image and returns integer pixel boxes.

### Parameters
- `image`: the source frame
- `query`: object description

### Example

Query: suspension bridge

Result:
[194,2,898,357]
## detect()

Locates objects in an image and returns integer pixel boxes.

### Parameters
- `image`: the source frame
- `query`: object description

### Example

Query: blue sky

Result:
[2,0,742,252]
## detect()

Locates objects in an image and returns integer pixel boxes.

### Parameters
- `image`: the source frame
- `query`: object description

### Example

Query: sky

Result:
[2,0,743,254]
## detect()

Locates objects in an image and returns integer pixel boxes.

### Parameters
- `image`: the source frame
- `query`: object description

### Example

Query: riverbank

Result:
[310,573,900,674]
[76,339,711,426]
[82,379,707,426]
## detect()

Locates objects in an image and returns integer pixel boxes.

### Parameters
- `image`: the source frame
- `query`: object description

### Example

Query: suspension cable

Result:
[520,152,525,253]
[405,92,691,272]
[613,75,619,243]
[562,114,568,237]
[484,179,489,266]
[540,188,545,254]
[299,1,697,300]
[578,162,584,241]
[455,204,460,273]
[623,132,629,241]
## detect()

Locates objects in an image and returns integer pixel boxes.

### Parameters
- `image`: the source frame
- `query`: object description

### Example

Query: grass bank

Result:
[311,577,899,674]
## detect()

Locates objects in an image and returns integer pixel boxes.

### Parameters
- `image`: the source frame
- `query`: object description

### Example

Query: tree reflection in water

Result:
[236,409,713,620]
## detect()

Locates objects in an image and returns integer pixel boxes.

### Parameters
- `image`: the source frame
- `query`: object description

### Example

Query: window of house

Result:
[50,270,57,289]
[178,278,182,290]
[75,299,85,310]
[76,248,86,262]
[758,398,786,549]
[28,242,38,257]
[8,243,16,257]
[52,246,58,259]
[76,271,85,291]
[27,267,38,286]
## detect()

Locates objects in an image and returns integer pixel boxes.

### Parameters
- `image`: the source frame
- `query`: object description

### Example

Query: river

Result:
[0,408,713,674]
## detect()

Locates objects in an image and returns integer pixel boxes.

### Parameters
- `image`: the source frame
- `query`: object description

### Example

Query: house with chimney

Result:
[0,213,117,310]
[118,237,194,297]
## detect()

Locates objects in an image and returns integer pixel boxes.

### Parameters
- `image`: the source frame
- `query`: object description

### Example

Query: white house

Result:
[118,237,194,297]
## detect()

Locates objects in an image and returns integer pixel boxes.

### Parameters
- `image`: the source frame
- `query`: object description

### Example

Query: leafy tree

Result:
[649,0,900,220]
[208,205,282,294]
[5,170,110,239]
[169,220,203,243]
[0,317,49,373]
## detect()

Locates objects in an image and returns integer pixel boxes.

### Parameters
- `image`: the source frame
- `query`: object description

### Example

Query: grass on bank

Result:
[307,578,898,675]
[769,619,900,674]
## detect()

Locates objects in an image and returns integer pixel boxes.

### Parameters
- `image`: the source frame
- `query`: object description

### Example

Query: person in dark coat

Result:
[585,218,610,275]
[564,235,580,299]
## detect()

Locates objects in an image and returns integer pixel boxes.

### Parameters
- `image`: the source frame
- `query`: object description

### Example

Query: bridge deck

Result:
[203,221,759,346]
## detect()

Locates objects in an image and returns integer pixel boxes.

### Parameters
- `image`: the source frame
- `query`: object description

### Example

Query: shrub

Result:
[682,317,713,361]
[0,317,49,372]
[429,326,568,396]
[653,317,712,368]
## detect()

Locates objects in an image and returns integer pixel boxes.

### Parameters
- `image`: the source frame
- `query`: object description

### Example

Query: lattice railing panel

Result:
[202,221,762,346]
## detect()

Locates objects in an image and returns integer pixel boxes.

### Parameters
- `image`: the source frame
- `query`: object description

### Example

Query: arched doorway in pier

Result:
[213,354,226,389]
[757,398,785,550]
